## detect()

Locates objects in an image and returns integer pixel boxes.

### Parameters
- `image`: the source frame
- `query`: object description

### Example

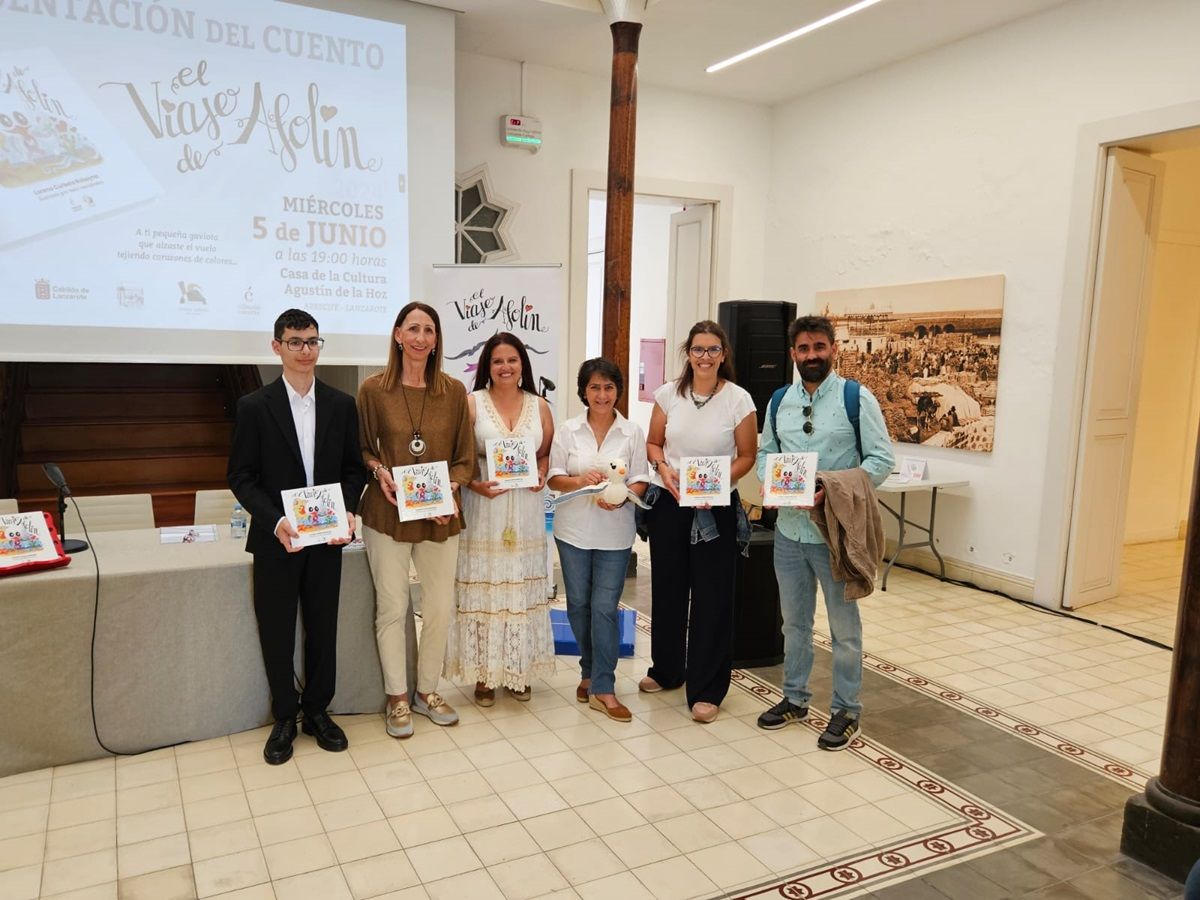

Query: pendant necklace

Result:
[690,379,721,410]
[400,380,428,457]
[494,390,519,549]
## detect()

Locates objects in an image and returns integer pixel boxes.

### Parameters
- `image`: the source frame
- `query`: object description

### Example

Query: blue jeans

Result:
[555,539,631,695]
[774,532,863,717]
[1186,855,1200,900]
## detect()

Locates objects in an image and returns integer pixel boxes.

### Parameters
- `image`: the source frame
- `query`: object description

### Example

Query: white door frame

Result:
[1035,100,1200,609]
[567,170,733,405]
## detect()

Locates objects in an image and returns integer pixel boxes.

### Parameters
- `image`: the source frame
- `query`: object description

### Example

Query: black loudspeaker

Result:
[732,528,784,668]
[718,300,796,431]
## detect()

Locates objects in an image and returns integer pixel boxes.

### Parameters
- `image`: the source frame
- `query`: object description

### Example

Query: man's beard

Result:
[797,357,832,382]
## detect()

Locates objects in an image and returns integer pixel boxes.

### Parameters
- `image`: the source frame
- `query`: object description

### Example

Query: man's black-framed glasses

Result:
[688,345,724,359]
[281,337,325,351]
[802,404,814,435]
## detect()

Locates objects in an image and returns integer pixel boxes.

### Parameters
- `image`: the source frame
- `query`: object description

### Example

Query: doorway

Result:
[584,192,714,435]
[1064,127,1200,633]
[567,170,733,431]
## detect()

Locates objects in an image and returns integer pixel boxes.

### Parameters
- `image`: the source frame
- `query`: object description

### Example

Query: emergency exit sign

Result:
[502,114,543,148]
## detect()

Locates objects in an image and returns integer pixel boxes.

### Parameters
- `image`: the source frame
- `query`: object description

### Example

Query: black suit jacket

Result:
[227,377,367,557]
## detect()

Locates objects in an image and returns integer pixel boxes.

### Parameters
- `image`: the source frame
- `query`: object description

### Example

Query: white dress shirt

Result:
[548,411,649,551]
[283,377,317,487]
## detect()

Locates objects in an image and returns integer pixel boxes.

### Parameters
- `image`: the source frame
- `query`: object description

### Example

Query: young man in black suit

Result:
[228,309,368,764]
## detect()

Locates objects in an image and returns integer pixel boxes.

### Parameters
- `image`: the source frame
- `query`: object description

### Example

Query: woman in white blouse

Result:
[643,321,757,723]
[547,358,649,722]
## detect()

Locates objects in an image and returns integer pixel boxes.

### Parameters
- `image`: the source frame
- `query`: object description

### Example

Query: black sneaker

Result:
[756,698,809,730]
[817,710,859,751]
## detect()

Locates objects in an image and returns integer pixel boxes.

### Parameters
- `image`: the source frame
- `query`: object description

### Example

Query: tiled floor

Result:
[1078,540,1184,648]
[0,552,1189,899]
[838,567,1173,776]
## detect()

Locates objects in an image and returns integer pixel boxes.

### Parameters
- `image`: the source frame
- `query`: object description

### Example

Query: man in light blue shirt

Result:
[755,315,894,750]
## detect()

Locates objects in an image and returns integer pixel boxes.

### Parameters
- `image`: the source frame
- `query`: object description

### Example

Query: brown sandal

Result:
[588,695,632,723]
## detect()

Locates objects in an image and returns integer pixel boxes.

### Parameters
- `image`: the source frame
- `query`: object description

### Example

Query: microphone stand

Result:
[43,463,89,554]
[55,486,89,554]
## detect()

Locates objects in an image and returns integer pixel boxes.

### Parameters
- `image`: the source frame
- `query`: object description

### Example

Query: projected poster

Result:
[0,1,407,336]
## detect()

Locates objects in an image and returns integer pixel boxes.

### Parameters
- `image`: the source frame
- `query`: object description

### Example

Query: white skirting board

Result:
[882,541,1035,603]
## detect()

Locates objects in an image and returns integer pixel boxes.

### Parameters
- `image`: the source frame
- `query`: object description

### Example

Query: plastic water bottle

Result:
[230,503,247,539]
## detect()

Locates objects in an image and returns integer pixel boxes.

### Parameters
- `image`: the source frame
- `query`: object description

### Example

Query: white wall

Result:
[455,53,770,406]
[763,0,1200,603]
[1126,146,1200,543]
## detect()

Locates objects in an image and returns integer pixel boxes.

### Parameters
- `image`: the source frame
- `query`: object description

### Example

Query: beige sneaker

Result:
[412,691,459,726]
[638,676,664,694]
[691,702,719,724]
[386,701,413,738]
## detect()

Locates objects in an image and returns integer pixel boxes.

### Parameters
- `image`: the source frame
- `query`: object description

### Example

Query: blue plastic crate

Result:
[550,607,637,657]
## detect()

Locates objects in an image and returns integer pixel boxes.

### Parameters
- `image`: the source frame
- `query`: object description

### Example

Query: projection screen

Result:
[0,0,454,365]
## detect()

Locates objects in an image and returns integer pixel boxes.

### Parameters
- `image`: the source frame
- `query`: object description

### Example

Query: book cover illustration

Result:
[0,511,58,566]
[763,452,819,508]
[678,455,731,508]
[0,48,162,248]
[281,484,349,549]
[0,104,101,187]
[393,461,456,522]
[485,436,539,490]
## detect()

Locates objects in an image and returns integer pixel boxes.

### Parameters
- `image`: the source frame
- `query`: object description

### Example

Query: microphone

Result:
[42,462,72,497]
[42,462,88,553]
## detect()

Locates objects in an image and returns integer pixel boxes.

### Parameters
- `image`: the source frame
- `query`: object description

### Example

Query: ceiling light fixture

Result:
[706,0,887,74]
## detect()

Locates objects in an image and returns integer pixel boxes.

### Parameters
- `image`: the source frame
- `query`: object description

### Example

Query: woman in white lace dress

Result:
[446,332,556,703]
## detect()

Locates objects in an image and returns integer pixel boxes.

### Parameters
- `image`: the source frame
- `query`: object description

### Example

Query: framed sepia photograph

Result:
[816,275,1005,453]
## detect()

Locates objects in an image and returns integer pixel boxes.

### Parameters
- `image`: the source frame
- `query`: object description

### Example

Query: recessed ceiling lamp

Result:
[706,0,887,73]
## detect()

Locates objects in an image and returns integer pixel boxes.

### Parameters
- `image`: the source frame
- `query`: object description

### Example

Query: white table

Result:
[876,476,969,590]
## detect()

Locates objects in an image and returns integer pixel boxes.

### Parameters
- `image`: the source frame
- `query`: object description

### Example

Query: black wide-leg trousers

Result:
[646,491,737,708]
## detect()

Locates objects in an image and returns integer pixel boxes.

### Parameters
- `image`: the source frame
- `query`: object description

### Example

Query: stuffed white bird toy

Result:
[552,458,650,509]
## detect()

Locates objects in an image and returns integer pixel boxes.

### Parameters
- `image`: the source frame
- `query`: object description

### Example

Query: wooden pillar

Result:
[1121,428,1200,881]
[601,20,641,417]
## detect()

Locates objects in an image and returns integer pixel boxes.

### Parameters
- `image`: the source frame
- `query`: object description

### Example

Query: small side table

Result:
[875,476,969,591]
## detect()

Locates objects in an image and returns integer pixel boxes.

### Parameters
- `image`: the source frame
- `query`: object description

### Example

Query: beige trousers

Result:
[362,525,459,696]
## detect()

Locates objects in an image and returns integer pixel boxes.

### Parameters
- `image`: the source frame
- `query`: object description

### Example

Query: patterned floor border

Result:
[812,632,1151,790]
[728,668,1040,899]
[628,612,1040,898]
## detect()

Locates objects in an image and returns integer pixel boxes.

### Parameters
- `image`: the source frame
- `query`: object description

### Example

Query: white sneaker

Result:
[412,691,459,726]
[386,701,413,739]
